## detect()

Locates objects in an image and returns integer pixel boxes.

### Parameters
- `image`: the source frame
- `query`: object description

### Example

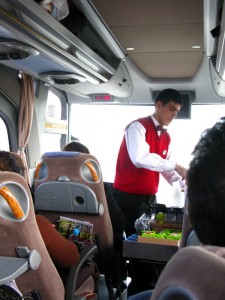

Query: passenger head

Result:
[187,117,225,246]
[154,89,183,126]
[0,151,25,176]
[63,141,90,154]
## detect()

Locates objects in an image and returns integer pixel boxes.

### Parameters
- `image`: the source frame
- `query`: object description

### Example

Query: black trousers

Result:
[113,190,156,237]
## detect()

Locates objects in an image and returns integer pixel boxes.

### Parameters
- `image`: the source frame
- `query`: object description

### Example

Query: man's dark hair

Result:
[187,117,225,246]
[63,141,90,154]
[0,151,25,176]
[155,89,183,106]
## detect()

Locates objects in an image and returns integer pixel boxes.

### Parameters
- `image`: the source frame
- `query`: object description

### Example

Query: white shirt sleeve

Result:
[161,171,182,185]
[125,121,177,173]
[161,146,183,185]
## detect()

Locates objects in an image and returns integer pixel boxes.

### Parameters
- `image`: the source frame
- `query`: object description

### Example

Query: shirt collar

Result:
[150,114,160,127]
[150,115,167,133]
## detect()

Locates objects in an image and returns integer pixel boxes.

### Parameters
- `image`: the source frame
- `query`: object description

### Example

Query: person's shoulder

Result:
[137,116,154,128]
[128,118,147,129]
[35,214,51,226]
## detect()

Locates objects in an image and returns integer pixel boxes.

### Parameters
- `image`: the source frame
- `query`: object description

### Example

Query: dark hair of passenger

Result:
[63,141,90,154]
[155,88,183,106]
[187,117,225,246]
[0,151,25,176]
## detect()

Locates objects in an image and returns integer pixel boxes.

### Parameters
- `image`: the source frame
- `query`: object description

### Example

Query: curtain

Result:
[17,73,34,184]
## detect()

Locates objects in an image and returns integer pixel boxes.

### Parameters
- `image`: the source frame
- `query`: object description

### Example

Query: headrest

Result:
[41,151,80,157]
[151,246,225,300]
[34,152,102,189]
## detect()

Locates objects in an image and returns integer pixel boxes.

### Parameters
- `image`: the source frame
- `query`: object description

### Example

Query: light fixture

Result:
[126,47,135,51]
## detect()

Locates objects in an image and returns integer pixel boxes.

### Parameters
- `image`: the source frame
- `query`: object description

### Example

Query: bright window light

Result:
[70,104,225,207]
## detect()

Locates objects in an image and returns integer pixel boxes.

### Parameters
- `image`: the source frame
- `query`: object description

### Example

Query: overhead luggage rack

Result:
[0,0,118,85]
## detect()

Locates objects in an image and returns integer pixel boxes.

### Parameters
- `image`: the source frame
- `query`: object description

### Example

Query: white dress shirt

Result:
[125,115,181,185]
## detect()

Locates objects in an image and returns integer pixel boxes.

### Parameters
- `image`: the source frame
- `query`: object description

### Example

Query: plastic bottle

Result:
[134,213,152,233]
[69,228,80,243]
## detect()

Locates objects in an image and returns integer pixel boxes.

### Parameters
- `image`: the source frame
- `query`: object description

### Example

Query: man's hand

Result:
[175,164,187,181]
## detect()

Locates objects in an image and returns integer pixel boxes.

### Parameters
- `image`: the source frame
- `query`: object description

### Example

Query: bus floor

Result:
[127,259,166,296]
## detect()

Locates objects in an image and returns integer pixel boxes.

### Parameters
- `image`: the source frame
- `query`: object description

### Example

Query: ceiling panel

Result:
[111,24,203,52]
[91,0,203,26]
[129,52,203,78]
[91,0,203,78]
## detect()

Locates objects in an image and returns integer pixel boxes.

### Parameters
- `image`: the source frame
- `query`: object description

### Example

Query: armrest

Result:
[65,244,98,300]
[0,256,28,285]
[0,248,41,285]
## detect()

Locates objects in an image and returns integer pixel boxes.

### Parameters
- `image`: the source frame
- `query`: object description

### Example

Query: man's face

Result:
[156,100,181,126]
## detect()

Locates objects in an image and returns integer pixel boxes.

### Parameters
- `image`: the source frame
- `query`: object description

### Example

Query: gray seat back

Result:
[180,190,200,248]
[186,230,200,246]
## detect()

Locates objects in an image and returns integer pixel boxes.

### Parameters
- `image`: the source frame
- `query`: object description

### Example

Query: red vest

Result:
[114,116,170,195]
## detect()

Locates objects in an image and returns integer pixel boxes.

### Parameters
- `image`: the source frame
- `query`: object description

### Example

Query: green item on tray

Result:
[167,232,182,240]
[142,231,157,238]
[156,212,166,223]
[141,229,182,240]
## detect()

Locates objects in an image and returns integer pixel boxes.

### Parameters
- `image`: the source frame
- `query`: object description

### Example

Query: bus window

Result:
[41,133,62,154]
[70,104,225,207]
[41,90,67,154]
[0,117,9,151]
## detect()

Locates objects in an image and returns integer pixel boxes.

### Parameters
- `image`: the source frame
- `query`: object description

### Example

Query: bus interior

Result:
[0,0,225,299]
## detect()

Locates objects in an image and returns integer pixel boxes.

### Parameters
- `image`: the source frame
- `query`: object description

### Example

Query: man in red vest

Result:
[113,89,187,236]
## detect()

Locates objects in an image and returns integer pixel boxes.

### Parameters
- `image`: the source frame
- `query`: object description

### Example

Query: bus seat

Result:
[179,191,200,248]
[33,151,118,298]
[0,171,65,300]
[151,246,225,300]
[186,230,200,246]
[34,151,114,259]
